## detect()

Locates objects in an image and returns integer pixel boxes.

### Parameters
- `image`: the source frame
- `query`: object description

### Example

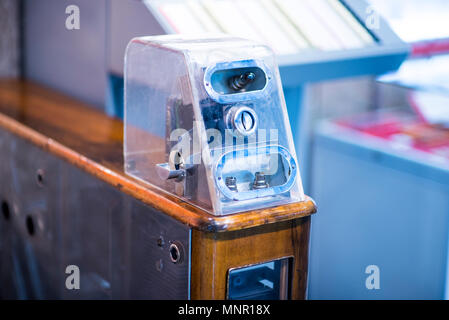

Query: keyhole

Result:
[241,111,254,131]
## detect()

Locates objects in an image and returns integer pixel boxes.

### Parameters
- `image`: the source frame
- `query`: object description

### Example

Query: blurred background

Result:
[1,0,449,299]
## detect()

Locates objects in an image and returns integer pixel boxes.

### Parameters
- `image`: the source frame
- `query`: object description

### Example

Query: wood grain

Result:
[191,217,311,299]
[0,79,316,232]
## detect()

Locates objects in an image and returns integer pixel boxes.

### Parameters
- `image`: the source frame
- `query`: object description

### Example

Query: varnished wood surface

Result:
[191,217,311,299]
[0,79,316,232]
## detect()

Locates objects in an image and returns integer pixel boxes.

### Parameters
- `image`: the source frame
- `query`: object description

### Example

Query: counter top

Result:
[0,79,316,232]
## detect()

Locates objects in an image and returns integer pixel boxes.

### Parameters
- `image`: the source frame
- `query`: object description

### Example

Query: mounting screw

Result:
[252,172,269,189]
[225,176,238,192]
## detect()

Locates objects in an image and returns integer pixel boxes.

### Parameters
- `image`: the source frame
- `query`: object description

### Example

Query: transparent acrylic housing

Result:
[124,35,305,215]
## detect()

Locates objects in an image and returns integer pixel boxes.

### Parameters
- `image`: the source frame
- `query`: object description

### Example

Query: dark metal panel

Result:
[0,130,63,299]
[59,167,121,299]
[60,161,191,300]
[0,129,191,299]
[0,130,18,299]
[127,200,190,299]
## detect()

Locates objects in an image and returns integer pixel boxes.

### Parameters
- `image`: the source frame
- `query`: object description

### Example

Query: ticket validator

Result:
[124,35,315,299]
[0,35,315,300]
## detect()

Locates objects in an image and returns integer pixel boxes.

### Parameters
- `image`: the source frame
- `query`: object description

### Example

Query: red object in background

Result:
[411,38,449,57]
[337,114,411,139]
[403,123,449,151]
[337,113,449,159]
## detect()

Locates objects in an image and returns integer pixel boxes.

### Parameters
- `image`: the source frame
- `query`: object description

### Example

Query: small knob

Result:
[156,163,185,181]
[229,72,256,92]
[226,106,258,136]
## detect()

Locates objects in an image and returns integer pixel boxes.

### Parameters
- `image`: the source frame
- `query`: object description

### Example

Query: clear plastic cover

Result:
[125,34,305,215]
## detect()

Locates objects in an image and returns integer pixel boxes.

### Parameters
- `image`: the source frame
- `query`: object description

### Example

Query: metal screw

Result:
[252,172,268,189]
[225,176,238,192]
